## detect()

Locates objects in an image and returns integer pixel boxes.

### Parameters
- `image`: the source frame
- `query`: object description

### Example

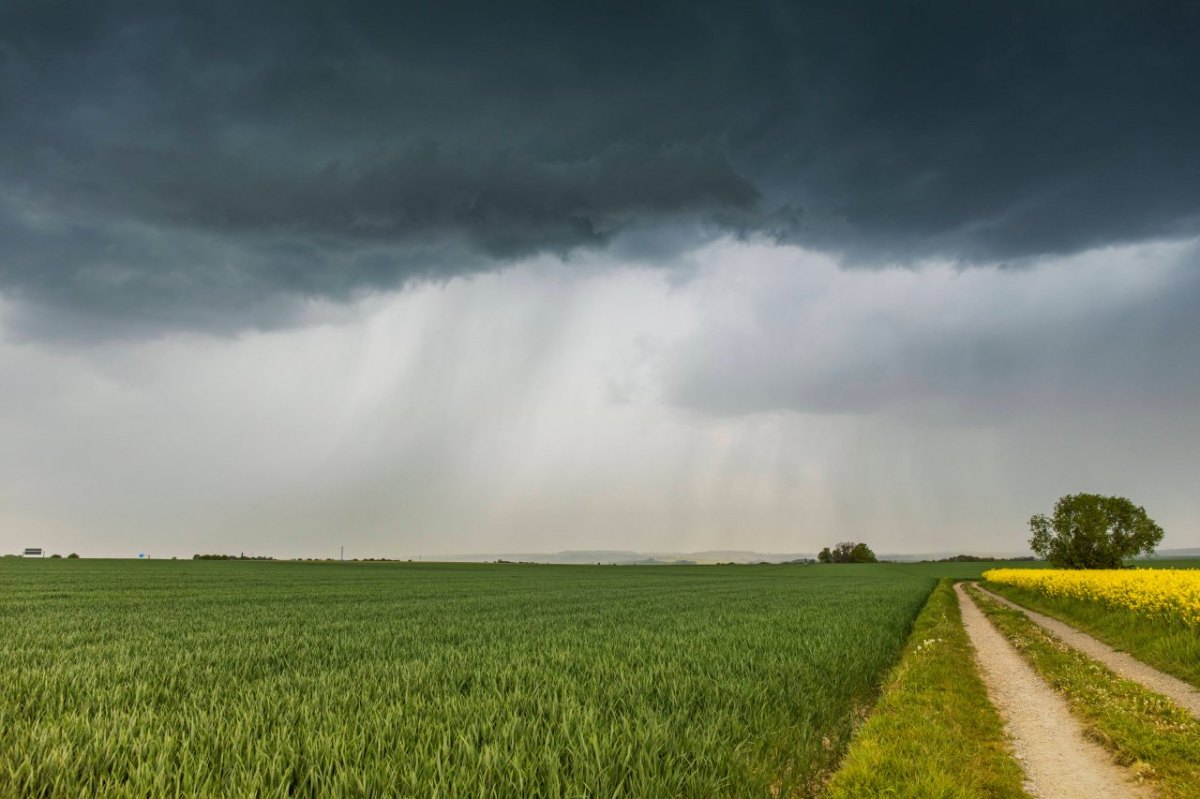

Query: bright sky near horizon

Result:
[2,2,1198,558]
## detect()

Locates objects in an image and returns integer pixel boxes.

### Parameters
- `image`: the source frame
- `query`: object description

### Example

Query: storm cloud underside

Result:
[3,1,1199,333]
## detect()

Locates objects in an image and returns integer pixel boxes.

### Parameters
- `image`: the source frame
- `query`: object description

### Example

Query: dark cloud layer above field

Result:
[2,0,1199,333]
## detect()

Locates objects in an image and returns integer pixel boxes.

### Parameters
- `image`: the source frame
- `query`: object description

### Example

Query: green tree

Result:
[819,542,878,563]
[1028,493,1164,569]
[848,542,877,563]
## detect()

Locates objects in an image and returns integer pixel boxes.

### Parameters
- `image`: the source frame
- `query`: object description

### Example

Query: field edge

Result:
[823,578,1031,799]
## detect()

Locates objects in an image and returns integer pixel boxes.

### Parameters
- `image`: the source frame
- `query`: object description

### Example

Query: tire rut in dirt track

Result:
[975,585,1200,719]
[954,583,1155,799]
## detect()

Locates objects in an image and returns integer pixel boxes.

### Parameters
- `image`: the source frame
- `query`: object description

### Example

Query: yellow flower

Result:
[982,568,1200,628]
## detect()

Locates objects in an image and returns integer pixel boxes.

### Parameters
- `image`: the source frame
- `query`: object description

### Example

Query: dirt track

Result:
[975,585,1200,719]
[955,583,1154,799]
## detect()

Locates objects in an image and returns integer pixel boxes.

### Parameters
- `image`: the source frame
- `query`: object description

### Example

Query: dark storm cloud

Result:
[2,0,1199,332]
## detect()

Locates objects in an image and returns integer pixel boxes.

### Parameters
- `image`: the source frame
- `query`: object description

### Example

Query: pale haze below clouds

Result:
[3,239,1197,558]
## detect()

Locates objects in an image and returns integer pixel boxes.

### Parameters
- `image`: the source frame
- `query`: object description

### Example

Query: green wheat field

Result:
[2,559,1012,797]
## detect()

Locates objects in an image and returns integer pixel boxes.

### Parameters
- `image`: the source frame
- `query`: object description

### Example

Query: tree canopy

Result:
[1028,493,1164,569]
[817,542,878,564]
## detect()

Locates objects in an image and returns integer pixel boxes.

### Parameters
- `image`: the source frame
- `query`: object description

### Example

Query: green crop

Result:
[0,560,938,798]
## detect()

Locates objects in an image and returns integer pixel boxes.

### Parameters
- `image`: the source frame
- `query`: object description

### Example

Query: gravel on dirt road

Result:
[955,583,1155,799]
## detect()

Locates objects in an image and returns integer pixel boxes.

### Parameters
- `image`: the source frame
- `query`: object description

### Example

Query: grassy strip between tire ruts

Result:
[825,580,1031,799]
[982,581,1200,688]
[965,584,1200,799]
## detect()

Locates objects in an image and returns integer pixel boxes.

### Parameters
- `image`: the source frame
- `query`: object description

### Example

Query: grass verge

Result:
[825,579,1031,799]
[965,584,1200,799]
[982,581,1200,687]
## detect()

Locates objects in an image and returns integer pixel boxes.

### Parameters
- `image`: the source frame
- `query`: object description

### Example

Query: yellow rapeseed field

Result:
[983,568,1200,628]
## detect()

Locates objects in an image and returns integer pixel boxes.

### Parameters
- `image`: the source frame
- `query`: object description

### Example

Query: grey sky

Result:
[2,2,1198,557]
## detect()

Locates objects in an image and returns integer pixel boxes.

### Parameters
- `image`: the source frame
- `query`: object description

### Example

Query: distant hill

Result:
[431,550,810,565]
[1145,548,1200,559]
[425,547,1198,566]
[878,551,1034,563]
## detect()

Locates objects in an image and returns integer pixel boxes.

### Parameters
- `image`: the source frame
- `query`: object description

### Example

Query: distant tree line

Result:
[817,542,878,564]
[922,554,1036,563]
[190,555,422,562]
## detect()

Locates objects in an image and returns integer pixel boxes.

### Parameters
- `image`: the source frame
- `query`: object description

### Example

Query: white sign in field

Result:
[23,547,43,557]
